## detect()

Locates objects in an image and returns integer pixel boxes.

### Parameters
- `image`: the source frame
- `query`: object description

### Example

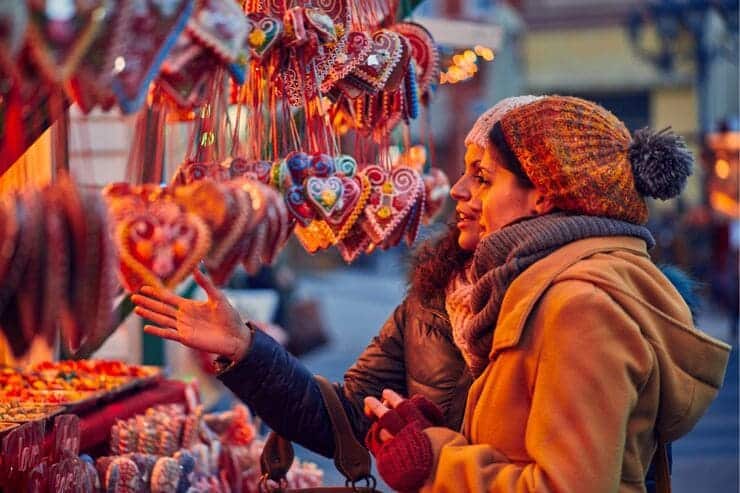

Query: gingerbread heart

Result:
[286,151,312,184]
[172,159,231,185]
[335,154,358,177]
[26,0,107,83]
[322,31,371,92]
[423,167,450,224]
[157,48,218,111]
[310,153,336,177]
[304,8,337,42]
[245,13,283,60]
[405,180,425,246]
[326,174,370,241]
[187,0,251,63]
[306,176,343,218]
[110,0,195,113]
[284,185,315,226]
[348,29,409,93]
[116,201,211,292]
[362,165,422,244]
[336,218,372,263]
[294,219,336,253]
[391,22,439,96]
[229,157,273,184]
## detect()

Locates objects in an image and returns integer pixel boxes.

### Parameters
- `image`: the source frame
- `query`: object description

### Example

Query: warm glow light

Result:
[463,50,477,63]
[715,159,731,179]
[448,66,464,79]
[452,54,464,66]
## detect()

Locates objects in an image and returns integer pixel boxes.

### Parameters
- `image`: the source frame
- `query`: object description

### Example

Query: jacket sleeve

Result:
[341,300,409,442]
[218,301,409,458]
[420,283,654,493]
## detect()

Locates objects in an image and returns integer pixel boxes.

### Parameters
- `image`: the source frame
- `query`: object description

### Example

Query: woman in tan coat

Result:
[363,96,731,492]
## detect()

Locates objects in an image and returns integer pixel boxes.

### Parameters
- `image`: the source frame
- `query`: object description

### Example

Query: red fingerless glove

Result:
[364,395,445,492]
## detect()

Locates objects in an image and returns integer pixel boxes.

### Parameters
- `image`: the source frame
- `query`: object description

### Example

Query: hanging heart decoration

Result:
[157,49,219,111]
[347,29,409,93]
[336,219,372,263]
[284,185,315,226]
[186,0,252,64]
[25,0,107,83]
[310,153,336,177]
[110,0,195,113]
[404,180,426,246]
[325,174,370,241]
[423,167,450,224]
[306,176,343,218]
[322,31,371,92]
[294,219,335,254]
[334,154,358,177]
[229,158,273,184]
[362,165,422,244]
[391,22,439,96]
[116,201,211,292]
[286,151,313,184]
[245,13,283,60]
[172,159,232,185]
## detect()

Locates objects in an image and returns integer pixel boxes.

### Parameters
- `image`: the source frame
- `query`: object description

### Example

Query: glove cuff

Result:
[377,423,434,492]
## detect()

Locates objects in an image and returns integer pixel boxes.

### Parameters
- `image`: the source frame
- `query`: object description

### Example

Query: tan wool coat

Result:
[421,236,731,493]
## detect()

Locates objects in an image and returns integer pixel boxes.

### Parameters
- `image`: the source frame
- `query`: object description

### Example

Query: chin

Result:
[457,234,478,252]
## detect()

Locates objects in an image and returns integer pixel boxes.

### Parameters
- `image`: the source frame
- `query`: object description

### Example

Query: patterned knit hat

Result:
[464,95,543,150]
[492,95,694,225]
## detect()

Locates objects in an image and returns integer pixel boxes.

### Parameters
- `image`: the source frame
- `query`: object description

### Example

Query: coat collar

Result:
[489,236,650,359]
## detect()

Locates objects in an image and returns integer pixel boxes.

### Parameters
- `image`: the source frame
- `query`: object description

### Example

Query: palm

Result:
[131,269,250,360]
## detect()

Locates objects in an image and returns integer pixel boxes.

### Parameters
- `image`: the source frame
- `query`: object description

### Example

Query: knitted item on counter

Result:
[493,95,693,225]
[464,95,542,150]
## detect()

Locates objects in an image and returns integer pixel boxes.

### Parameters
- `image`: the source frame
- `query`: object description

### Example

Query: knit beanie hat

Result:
[492,95,694,225]
[464,95,543,149]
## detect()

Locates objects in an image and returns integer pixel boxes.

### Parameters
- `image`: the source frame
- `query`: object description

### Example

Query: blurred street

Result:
[288,256,738,492]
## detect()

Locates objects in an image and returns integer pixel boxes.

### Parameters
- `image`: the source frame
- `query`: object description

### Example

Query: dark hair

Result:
[489,122,533,188]
[407,224,472,310]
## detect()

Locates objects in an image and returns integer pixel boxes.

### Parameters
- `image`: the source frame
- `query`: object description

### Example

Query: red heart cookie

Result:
[361,165,422,244]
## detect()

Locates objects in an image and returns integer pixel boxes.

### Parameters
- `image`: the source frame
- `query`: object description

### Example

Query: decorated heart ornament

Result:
[110,0,195,113]
[229,157,273,184]
[286,151,312,184]
[334,154,358,177]
[26,0,107,83]
[326,174,370,241]
[284,185,315,227]
[423,167,450,224]
[348,29,409,93]
[362,165,422,244]
[172,159,231,185]
[336,218,372,263]
[306,176,343,218]
[157,48,218,111]
[245,13,283,60]
[322,31,371,92]
[391,22,439,96]
[294,219,335,253]
[116,201,211,292]
[187,0,251,63]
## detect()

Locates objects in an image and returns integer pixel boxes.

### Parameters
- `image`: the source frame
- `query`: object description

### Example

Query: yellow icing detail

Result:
[249,29,267,48]
[377,206,391,219]
[382,182,393,194]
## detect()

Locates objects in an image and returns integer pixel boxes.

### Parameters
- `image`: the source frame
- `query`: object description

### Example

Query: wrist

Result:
[231,322,255,361]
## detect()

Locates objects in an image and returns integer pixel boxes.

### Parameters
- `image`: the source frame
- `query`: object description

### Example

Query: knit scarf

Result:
[445,213,655,377]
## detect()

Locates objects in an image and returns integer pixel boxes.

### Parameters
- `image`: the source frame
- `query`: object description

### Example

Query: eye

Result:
[474,172,490,185]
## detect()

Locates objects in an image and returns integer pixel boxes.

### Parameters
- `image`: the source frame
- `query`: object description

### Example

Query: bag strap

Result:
[314,375,373,483]
[655,441,671,493]
[260,376,373,485]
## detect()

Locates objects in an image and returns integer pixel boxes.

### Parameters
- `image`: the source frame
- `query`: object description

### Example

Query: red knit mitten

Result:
[375,421,434,492]
[364,395,445,491]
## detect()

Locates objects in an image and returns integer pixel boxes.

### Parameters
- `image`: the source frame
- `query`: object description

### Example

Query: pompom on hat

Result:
[488,95,694,225]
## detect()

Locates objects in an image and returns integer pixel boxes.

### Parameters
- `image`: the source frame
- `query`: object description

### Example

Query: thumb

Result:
[192,268,223,301]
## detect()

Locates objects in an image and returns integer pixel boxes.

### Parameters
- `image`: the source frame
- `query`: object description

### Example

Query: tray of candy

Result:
[0,401,65,423]
[0,388,106,414]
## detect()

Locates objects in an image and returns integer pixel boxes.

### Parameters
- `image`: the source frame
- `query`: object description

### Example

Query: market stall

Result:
[0,0,480,489]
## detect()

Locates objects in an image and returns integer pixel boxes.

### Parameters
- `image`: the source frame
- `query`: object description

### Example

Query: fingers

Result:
[143,324,181,342]
[192,268,222,300]
[134,307,177,329]
[382,389,405,408]
[131,294,178,318]
[139,285,182,307]
[364,396,389,420]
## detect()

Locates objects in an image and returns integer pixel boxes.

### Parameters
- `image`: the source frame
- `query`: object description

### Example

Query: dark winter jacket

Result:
[218,289,470,458]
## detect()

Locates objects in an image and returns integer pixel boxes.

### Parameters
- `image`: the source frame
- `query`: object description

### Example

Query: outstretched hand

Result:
[131,268,250,361]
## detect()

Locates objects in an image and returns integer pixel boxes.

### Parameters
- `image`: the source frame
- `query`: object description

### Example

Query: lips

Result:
[456,209,477,223]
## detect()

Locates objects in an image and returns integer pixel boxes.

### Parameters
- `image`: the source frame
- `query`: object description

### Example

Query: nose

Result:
[450,174,471,202]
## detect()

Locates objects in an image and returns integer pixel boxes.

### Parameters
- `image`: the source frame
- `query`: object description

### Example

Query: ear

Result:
[528,190,556,215]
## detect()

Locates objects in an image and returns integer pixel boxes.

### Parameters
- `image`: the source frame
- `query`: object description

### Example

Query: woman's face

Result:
[450,145,484,251]
[458,143,543,243]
